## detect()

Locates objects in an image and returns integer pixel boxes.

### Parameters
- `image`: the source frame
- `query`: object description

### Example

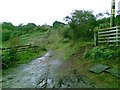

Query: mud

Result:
[2,51,95,88]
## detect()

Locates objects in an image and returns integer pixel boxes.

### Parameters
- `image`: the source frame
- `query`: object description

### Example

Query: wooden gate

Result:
[94,26,120,46]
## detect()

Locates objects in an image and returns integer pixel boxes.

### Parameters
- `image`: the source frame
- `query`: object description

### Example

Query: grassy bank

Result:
[2,47,47,75]
[2,25,119,88]
[2,30,49,74]
[46,28,119,88]
[52,40,119,88]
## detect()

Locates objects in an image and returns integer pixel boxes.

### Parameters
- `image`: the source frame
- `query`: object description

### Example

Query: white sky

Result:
[0,0,119,26]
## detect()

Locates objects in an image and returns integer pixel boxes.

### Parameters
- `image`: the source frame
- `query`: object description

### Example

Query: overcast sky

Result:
[0,0,119,26]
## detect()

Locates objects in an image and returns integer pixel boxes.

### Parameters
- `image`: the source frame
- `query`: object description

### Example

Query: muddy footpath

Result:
[2,51,96,88]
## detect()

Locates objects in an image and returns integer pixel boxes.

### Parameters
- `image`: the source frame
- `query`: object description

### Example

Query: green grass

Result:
[2,28,119,88]
[2,30,49,48]
[50,36,119,88]
[16,48,46,64]
[2,30,49,75]
[62,43,119,88]
[2,46,47,75]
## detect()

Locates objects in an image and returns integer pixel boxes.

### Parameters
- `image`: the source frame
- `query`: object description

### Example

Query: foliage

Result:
[96,17,110,28]
[57,25,71,39]
[2,10,119,71]
[16,46,46,64]
[2,46,47,69]
[2,29,11,41]
[2,22,14,30]
[116,15,120,26]
[40,25,51,32]
[64,10,96,41]
[53,21,65,29]
[2,37,21,68]
[2,49,19,69]
[84,46,119,62]
[2,22,38,38]
[9,37,20,47]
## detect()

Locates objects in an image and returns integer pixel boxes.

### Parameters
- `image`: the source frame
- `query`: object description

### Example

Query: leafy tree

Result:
[24,23,36,32]
[64,10,96,41]
[2,29,11,41]
[53,21,65,29]
[97,17,110,28]
[17,23,37,33]
[39,24,51,32]
[2,22,14,30]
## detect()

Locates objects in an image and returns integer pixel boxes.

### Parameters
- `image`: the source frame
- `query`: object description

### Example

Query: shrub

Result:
[59,26,71,39]
[2,37,21,69]
[2,51,10,68]
[64,10,96,41]
[84,46,117,62]
[2,49,19,69]
[2,29,11,41]
[62,38,69,43]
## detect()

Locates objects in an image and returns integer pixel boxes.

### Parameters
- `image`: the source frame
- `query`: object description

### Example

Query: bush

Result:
[2,51,10,68]
[2,29,11,41]
[59,26,71,39]
[2,37,21,69]
[2,48,19,69]
[62,38,69,43]
[64,10,96,41]
[84,46,118,62]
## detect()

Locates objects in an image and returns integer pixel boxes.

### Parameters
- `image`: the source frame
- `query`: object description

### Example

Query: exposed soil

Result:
[2,51,95,88]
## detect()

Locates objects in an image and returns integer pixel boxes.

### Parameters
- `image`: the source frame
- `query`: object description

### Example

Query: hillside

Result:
[1,10,120,88]
[2,27,119,88]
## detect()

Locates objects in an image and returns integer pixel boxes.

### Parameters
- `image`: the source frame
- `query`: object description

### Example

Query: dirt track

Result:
[2,51,95,88]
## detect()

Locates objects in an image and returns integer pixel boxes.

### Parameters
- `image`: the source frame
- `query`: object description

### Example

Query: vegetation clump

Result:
[84,46,119,62]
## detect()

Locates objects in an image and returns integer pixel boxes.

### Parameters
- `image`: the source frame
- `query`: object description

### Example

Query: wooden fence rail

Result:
[0,44,32,51]
[1,44,44,57]
[94,26,120,46]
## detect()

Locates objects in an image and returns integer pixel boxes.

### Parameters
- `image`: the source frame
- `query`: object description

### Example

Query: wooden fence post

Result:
[94,28,98,46]
[116,27,118,46]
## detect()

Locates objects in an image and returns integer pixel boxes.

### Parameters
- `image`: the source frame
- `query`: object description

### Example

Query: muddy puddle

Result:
[2,51,95,88]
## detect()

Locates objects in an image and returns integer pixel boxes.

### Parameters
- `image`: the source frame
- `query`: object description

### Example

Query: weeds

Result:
[2,46,46,69]
[84,46,119,62]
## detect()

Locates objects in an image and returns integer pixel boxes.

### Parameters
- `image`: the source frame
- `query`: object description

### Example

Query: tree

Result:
[95,11,111,28]
[24,23,36,33]
[64,10,96,41]
[96,17,110,28]
[2,29,11,41]
[2,22,14,30]
[53,21,65,29]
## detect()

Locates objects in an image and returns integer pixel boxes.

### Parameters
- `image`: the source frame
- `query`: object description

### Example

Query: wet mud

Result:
[2,51,95,88]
